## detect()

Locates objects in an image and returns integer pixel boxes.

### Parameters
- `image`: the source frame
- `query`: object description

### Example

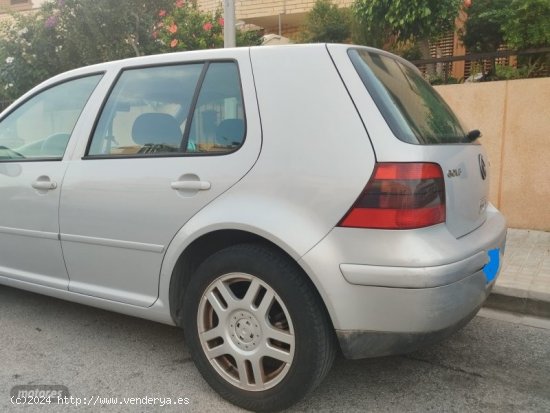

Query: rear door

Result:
[59,51,261,306]
[328,45,489,238]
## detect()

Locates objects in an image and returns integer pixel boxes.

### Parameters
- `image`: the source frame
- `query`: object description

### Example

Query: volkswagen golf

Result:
[0,44,506,411]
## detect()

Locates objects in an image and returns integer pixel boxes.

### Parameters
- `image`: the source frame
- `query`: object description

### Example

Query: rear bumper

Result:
[336,272,491,359]
[299,204,506,359]
[337,303,483,359]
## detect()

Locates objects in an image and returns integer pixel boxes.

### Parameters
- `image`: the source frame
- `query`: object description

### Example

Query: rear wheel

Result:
[183,244,335,412]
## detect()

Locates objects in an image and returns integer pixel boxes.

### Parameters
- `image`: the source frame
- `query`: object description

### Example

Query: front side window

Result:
[349,49,468,145]
[0,75,102,161]
[88,61,245,157]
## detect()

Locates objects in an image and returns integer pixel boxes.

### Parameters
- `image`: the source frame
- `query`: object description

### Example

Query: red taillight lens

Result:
[338,163,446,229]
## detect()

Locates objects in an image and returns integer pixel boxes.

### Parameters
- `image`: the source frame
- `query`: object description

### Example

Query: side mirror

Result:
[466,129,481,142]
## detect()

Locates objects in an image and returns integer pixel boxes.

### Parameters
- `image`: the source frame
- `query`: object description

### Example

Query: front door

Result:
[0,75,103,288]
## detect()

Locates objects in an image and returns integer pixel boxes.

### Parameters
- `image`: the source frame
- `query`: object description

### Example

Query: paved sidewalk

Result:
[486,228,550,318]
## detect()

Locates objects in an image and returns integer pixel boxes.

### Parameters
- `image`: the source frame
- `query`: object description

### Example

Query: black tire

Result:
[183,243,335,412]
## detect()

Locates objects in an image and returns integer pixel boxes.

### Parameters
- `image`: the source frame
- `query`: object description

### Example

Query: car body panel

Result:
[0,162,69,289]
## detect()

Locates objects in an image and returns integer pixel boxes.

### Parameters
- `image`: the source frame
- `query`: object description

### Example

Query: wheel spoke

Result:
[265,325,294,346]
[263,343,293,364]
[200,325,224,342]
[256,289,275,318]
[235,357,249,386]
[205,341,231,360]
[206,290,227,316]
[213,279,238,309]
[242,278,262,309]
[250,356,265,386]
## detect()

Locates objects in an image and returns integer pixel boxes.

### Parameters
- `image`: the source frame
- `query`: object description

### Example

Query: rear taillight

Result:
[338,162,446,230]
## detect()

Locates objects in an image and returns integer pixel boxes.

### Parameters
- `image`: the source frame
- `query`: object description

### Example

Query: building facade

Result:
[198,0,353,37]
[0,0,33,14]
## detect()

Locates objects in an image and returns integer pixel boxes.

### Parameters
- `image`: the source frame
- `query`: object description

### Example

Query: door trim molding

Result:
[60,233,165,253]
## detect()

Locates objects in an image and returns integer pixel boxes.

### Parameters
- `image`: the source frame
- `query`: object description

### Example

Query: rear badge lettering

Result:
[447,168,462,178]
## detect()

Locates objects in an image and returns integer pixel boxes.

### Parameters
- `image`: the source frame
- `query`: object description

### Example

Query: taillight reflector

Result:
[338,162,446,230]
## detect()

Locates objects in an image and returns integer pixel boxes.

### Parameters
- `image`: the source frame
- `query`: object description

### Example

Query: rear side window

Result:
[88,61,245,157]
[187,62,245,153]
[348,49,468,145]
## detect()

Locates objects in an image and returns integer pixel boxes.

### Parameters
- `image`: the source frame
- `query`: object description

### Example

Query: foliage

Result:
[494,64,528,80]
[0,12,62,100]
[352,0,462,49]
[463,0,550,51]
[427,74,460,85]
[40,0,175,64]
[0,0,261,101]
[0,0,173,100]
[461,0,509,53]
[155,1,262,52]
[299,0,351,43]
[501,0,550,50]
[461,0,550,79]
[389,41,422,61]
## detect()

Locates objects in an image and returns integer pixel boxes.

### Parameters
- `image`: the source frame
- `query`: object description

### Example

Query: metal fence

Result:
[411,47,550,84]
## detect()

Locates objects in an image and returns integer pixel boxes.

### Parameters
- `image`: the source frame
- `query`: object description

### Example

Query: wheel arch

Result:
[166,228,334,331]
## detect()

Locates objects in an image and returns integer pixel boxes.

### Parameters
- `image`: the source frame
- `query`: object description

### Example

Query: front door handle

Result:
[32,180,57,190]
[170,180,211,191]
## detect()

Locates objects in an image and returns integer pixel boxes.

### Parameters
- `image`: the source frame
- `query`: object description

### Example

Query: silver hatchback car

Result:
[0,44,506,411]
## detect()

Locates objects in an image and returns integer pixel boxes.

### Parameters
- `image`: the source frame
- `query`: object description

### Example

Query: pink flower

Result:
[203,22,213,31]
[171,39,178,48]
[169,23,177,34]
[218,17,224,26]
[175,0,185,7]
[152,31,158,39]
[44,15,57,29]
[158,9,167,17]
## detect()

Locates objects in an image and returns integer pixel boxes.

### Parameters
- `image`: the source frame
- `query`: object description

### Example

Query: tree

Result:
[154,1,262,52]
[299,0,351,43]
[463,0,550,51]
[0,0,261,101]
[352,0,462,56]
[461,0,509,53]
[501,0,550,50]
[0,0,174,100]
[39,0,175,64]
[462,0,550,78]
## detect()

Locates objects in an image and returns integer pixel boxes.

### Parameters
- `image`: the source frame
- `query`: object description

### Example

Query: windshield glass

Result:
[349,48,468,144]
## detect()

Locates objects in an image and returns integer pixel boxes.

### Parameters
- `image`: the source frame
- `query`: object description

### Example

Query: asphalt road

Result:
[1,285,549,413]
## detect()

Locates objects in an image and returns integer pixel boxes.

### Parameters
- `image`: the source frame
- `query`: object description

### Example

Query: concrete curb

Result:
[483,228,550,319]
[484,293,550,319]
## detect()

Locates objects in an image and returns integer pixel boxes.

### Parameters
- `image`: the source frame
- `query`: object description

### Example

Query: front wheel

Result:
[183,244,335,412]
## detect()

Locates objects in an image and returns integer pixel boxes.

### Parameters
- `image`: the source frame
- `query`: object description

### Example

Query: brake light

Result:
[338,163,446,229]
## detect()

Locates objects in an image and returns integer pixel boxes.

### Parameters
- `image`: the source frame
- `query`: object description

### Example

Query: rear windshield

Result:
[348,48,468,145]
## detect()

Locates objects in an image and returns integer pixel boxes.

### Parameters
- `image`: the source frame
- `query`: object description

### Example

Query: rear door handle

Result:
[32,180,57,190]
[170,180,211,191]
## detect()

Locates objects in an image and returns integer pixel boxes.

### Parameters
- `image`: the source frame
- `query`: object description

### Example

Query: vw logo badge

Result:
[479,154,487,180]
